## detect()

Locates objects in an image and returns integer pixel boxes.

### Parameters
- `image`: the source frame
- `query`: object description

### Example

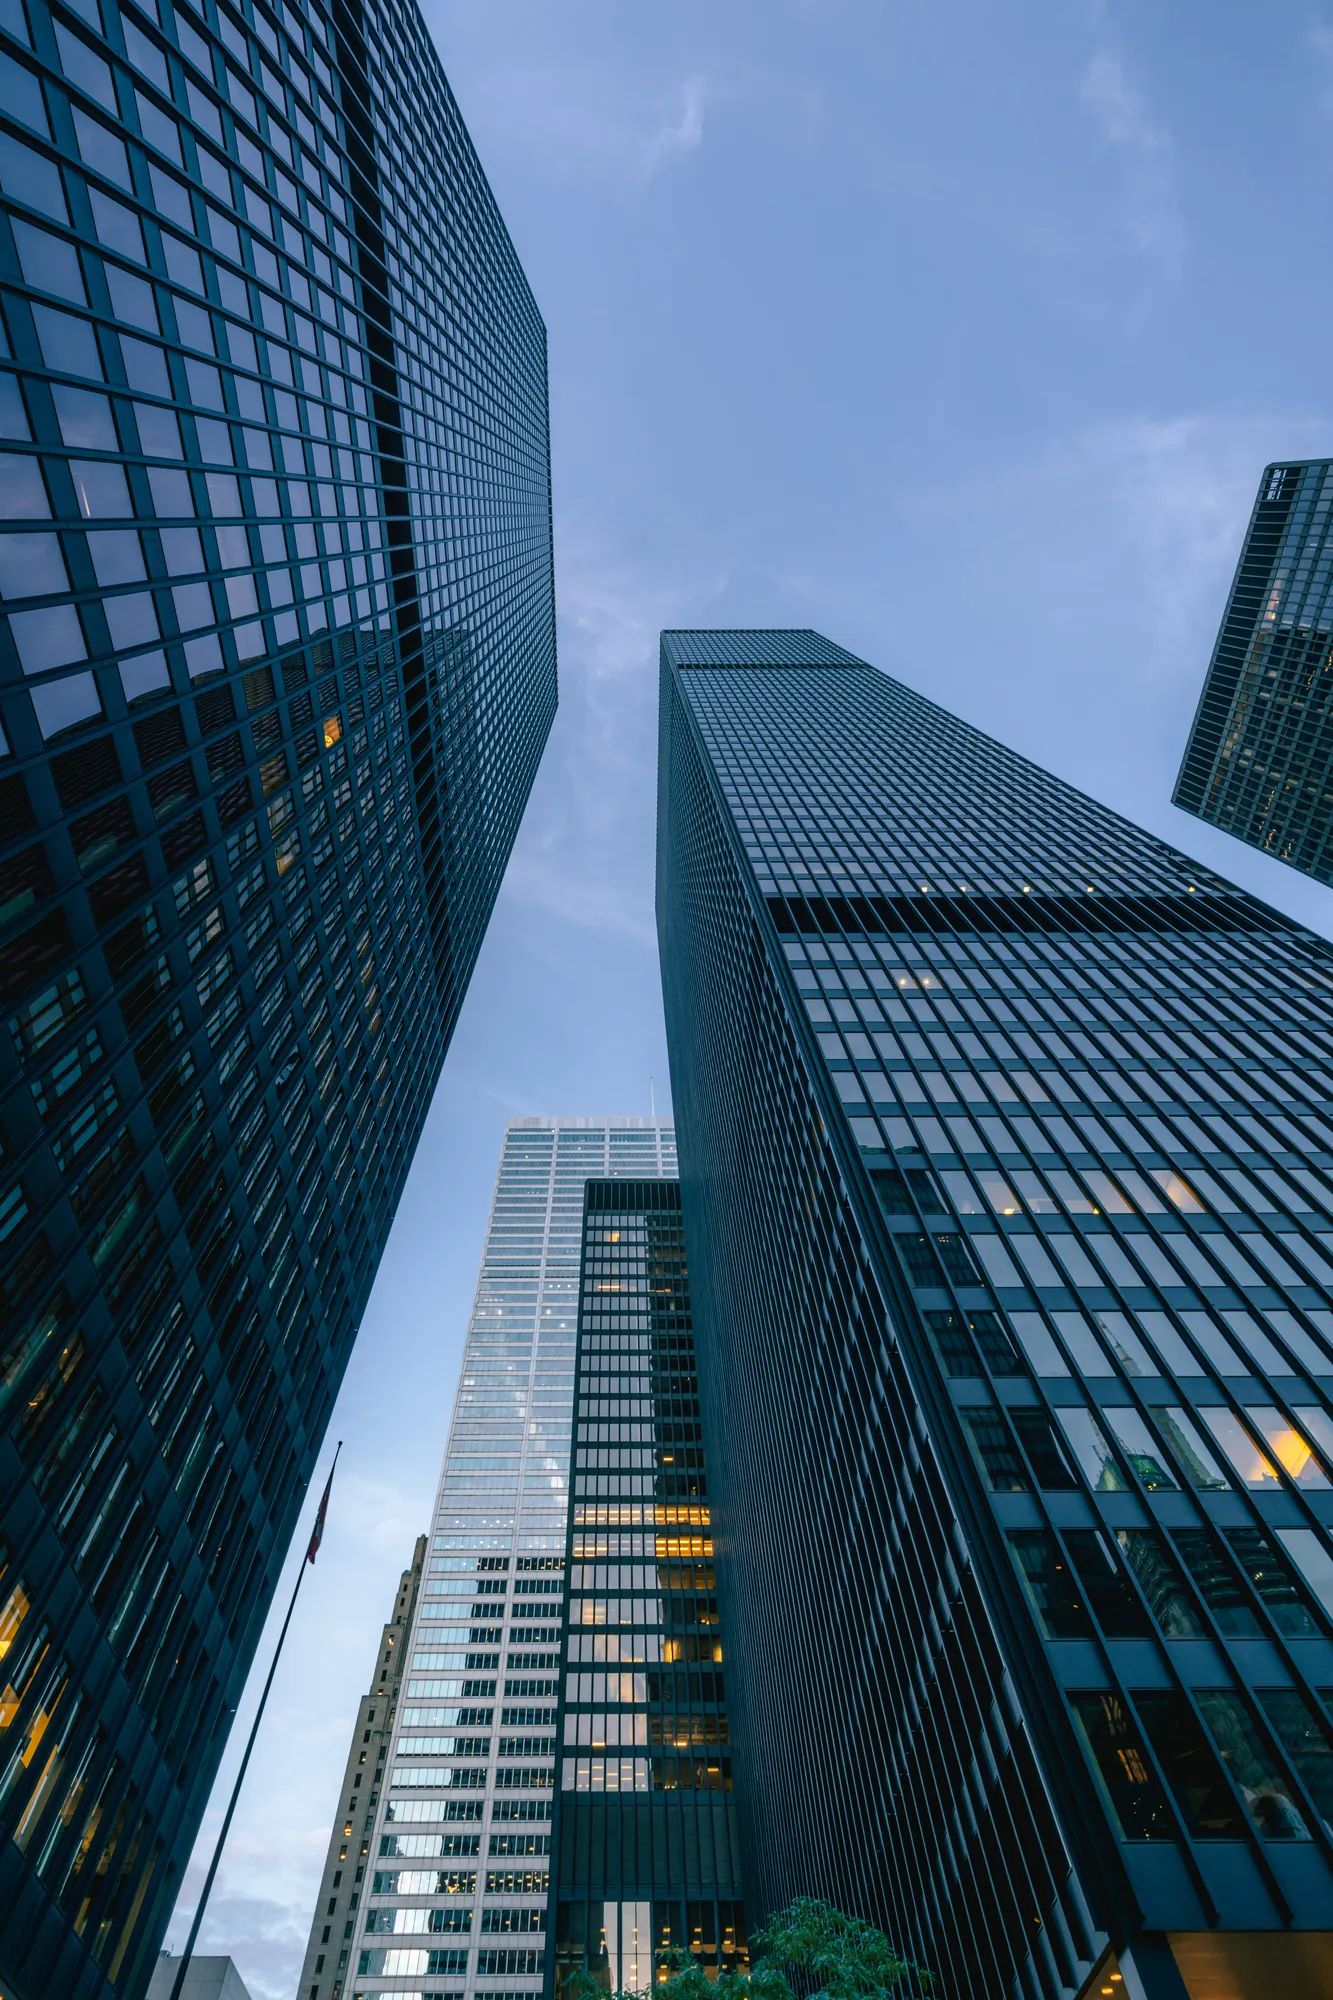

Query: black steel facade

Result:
[0,0,555,1989]
[1174,459,1333,885]
[548,1178,744,1996]
[657,629,1333,2000]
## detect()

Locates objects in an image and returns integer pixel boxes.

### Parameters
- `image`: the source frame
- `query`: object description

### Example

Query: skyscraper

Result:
[657,629,1333,2000]
[296,1536,428,2000]
[550,1177,744,1996]
[1174,459,1333,884]
[344,1119,677,2000]
[0,0,555,1988]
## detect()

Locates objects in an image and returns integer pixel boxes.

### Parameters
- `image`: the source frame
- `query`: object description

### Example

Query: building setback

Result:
[549,1177,744,1994]
[1174,459,1333,884]
[296,1536,428,2000]
[145,1954,255,2000]
[657,628,1333,2000]
[345,1119,676,2000]
[0,0,555,1989]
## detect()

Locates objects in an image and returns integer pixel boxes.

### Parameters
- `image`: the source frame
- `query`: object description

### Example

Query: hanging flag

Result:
[306,1445,341,1564]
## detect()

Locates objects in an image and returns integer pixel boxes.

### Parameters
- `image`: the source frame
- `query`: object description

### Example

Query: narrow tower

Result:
[549,1177,745,1993]
[296,1536,427,2000]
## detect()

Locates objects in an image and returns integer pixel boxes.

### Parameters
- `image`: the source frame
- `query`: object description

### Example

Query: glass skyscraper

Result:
[551,1176,744,1998]
[345,1119,676,2000]
[657,629,1333,2000]
[1174,459,1333,884]
[0,0,555,1989]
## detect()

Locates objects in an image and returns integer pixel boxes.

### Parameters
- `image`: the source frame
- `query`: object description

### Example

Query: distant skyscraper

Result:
[658,629,1333,2000]
[1175,459,1333,883]
[345,1120,676,2000]
[550,1177,744,1995]
[296,1535,427,2000]
[0,0,555,1988]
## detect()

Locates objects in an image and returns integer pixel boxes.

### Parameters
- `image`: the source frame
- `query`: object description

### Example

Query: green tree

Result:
[562,1897,931,2000]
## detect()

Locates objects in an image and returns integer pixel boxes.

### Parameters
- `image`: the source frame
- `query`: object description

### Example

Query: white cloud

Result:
[1079,45,1184,277]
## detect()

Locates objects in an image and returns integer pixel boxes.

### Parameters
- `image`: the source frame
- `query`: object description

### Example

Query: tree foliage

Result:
[563,1896,931,2000]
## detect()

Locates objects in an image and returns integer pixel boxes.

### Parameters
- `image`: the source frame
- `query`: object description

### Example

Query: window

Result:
[1052,1407,1124,1490]
[1257,1690,1333,1838]
[1063,1530,1153,1637]
[1172,1529,1261,1638]
[1007,1312,1068,1376]
[1224,1528,1321,1638]
[1013,1408,1079,1490]
[1134,1691,1244,1838]
[1199,1408,1281,1488]
[1009,1530,1092,1639]
[1100,1407,1177,1490]
[1196,1692,1310,1840]
[899,1233,942,1286]
[1070,1693,1174,1840]
[1156,1407,1228,1490]
[1275,1529,1333,1622]
[1109,1529,1202,1637]
[962,1410,1028,1492]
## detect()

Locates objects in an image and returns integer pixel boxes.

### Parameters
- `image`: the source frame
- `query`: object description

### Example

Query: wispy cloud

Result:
[465,60,711,186]
[496,540,728,946]
[1308,16,1333,112]
[1079,45,1184,278]
[645,75,708,173]
[893,409,1328,750]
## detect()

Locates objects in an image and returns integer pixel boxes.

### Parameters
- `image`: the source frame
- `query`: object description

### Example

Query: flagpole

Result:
[166,1441,342,2000]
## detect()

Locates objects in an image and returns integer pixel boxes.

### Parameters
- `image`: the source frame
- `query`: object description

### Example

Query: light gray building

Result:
[295,1536,428,2000]
[147,1954,255,2000]
[339,1118,676,2000]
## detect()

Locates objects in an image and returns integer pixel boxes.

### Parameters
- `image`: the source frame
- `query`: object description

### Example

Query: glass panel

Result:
[1092,1310,1157,1377]
[1197,1692,1310,1839]
[1013,1409,1079,1490]
[1070,1692,1174,1840]
[1200,1409,1281,1488]
[1134,1691,1245,1839]
[1114,1529,1204,1638]
[1100,1407,1178,1490]
[1158,1408,1229,1490]
[1173,1528,1261,1637]
[1258,1691,1333,1842]
[1223,1529,1320,1638]
[1064,1529,1152,1638]
[1276,1529,1333,1621]
[1009,1530,1093,1639]
[1007,1312,1067,1376]
[1053,1407,1125,1491]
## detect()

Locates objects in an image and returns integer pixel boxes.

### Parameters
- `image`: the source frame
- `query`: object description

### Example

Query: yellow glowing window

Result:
[0,1582,31,1662]
[1150,1168,1204,1213]
[322,713,342,747]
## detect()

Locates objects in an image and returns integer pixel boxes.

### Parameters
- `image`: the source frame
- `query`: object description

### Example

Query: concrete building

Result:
[146,1953,255,2000]
[295,1536,427,2000]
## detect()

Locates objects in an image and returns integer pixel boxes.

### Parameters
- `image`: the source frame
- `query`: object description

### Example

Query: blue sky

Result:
[163,3,1333,1991]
